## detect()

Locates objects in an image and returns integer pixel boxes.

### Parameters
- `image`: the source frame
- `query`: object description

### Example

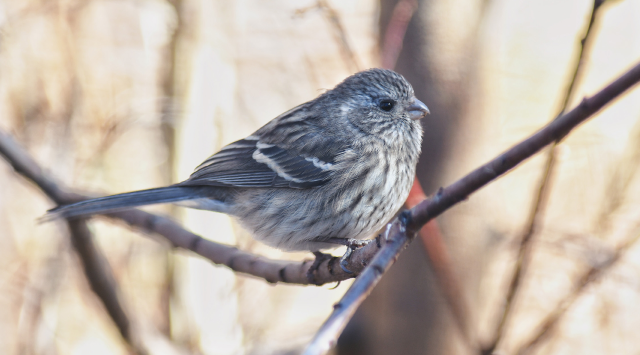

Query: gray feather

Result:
[45,186,225,220]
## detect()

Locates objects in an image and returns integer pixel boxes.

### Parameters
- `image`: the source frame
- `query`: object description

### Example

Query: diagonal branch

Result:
[516,227,640,355]
[0,132,137,351]
[483,1,607,352]
[303,61,640,355]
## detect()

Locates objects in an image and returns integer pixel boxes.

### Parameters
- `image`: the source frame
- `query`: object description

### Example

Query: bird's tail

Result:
[44,186,219,220]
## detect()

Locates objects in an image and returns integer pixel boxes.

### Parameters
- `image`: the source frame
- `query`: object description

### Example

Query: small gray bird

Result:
[47,69,429,270]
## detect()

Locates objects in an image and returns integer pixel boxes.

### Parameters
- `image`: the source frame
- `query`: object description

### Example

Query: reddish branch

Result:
[406,181,470,342]
[380,0,418,70]
[303,61,640,355]
[381,0,471,344]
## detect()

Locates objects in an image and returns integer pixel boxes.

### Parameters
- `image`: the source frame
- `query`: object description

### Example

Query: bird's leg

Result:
[306,251,333,285]
[326,237,373,274]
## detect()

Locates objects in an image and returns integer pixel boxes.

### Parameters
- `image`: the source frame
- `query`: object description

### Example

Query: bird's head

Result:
[327,68,429,139]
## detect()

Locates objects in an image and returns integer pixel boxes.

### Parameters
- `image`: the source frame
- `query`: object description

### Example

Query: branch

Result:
[105,208,380,285]
[317,0,362,72]
[303,61,640,355]
[516,228,640,355]
[0,130,382,286]
[483,2,606,352]
[0,132,137,351]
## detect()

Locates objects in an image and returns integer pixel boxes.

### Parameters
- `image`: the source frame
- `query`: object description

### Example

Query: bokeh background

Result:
[1,0,640,354]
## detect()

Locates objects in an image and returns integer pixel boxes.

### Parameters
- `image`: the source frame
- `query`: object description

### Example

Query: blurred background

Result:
[1,0,640,354]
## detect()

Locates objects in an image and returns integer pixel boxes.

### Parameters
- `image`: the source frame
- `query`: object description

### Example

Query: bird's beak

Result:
[406,98,430,120]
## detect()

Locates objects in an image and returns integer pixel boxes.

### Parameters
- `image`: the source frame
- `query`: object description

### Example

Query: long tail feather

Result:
[44,186,213,220]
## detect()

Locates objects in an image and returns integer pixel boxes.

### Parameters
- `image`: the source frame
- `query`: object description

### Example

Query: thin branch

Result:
[304,60,640,355]
[483,1,606,352]
[0,132,138,351]
[106,208,379,285]
[317,0,362,72]
[516,228,640,355]
[0,130,382,286]
[158,0,184,337]
[66,219,135,347]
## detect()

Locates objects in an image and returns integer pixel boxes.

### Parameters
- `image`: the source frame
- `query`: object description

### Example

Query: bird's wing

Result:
[182,111,350,189]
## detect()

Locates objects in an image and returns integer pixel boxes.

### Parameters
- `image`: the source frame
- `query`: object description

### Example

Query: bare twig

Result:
[516,228,640,355]
[0,132,137,351]
[304,61,640,355]
[317,0,362,72]
[106,208,380,285]
[483,1,606,352]
[0,130,382,286]
[158,0,184,337]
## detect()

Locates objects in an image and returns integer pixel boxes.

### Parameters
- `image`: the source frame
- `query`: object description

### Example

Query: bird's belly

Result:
[233,167,415,252]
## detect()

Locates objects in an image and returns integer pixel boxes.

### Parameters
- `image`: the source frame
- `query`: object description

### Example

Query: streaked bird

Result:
[46,68,429,274]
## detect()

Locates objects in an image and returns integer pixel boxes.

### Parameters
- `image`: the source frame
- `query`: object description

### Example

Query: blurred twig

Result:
[0,131,139,353]
[297,0,362,72]
[596,116,640,231]
[304,59,640,355]
[482,1,607,353]
[516,227,640,355]
[158,0,184,339]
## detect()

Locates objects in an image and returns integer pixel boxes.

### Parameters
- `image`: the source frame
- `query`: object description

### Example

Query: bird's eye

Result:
[378,99,395,112]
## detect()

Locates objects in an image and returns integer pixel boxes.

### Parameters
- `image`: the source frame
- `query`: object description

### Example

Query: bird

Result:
[46,68,429,275]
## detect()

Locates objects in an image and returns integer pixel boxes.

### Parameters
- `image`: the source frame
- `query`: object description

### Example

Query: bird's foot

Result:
[327,238,373,274]
[306,251,333,285]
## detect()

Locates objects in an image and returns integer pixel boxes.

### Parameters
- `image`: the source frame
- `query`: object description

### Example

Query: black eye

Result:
[378,99,395,112]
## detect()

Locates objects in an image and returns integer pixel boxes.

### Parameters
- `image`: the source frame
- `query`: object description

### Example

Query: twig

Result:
[158,0,184,337]
[483,1,606,352]
[0,130,382,286]
[380,0,418,70]
[516,229,640,355]
[106,208,380,285]
[409,61,640,232]
[0,132,137,351]
[317,0,362,72]
[304,61,640,355]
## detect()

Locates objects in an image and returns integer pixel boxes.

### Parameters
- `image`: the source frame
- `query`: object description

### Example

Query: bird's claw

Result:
[333,238,372,274]
[339,246,356,274]
[306,251,332,284]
